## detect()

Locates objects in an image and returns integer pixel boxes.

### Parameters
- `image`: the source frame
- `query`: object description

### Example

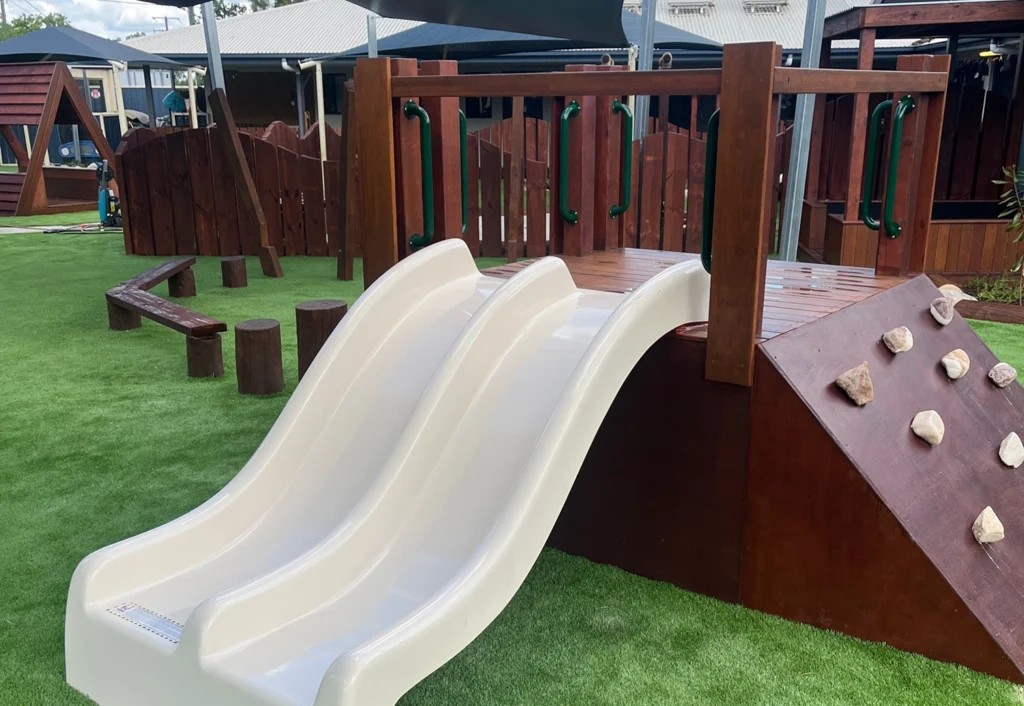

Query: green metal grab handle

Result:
[459,109,468,234]
[610,100,633,218]
[883,96,916,239]
[701,109,720,275]
[405,101,435,252]
[559,100,581,225]
[860,99,892,232]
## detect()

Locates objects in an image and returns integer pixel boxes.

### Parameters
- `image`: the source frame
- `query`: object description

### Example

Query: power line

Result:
[17,0,42,14]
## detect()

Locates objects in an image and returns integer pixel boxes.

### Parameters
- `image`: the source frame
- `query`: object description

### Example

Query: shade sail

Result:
[344,0,629,46]
[0,27,185,69]
[136,0,628,45]
[342,10,719,60]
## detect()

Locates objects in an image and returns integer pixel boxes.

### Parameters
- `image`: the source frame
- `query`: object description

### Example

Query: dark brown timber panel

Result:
[754,275,1024,682]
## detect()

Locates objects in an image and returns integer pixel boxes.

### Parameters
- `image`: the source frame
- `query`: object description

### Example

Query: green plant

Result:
[966,277,1022,305]
[994,166,1024,304]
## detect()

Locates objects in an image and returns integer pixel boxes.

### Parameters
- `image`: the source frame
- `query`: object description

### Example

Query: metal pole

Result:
[295,71,307,134]
[315,62,327,164]
[632,0,657,142]
[109,61,129,137]
[142,64,157,126]
[72,125,81,163]
[367,15,378,58]
[188,69,199,128]
[778,0,827,262]
[200,1,226,94]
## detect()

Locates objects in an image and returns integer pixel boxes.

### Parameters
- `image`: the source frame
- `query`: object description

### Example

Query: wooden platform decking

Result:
[484,248,903,341]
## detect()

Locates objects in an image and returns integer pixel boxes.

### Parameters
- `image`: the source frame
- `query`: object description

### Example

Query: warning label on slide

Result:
[108,603,183,643]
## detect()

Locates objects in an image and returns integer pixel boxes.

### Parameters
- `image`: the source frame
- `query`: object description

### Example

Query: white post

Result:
[778,0,827,262]
[109,60,129,136]
[315,62,327,163]
[188,69,199,128]
[632,0,656,142]
[367,15,378,58]
[200,1,226,93]
[300,59,329,187]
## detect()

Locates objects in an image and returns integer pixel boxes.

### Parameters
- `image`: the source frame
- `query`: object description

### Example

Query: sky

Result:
[3,0,248,39]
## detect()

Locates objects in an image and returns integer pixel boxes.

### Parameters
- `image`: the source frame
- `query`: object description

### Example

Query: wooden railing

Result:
[354,42,948,388]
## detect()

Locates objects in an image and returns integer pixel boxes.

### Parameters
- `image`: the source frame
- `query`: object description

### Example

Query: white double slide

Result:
[66,239,710,706]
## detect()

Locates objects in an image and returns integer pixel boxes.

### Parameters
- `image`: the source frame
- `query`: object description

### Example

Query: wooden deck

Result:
[483,248,902,341]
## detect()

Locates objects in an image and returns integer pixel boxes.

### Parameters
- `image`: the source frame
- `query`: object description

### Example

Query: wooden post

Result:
[337,80,355,281]
[186,334,224,378]
[549,95,565,255]
[168,268,196,298]
[565,65,598,257]
[419,60,462,243]
[391,58,423,261]
[221,255,248,288]
[507,96,525,263]
[594,65,625,251]
[208,89,283,278]
[843,28,876,223]
[876,54,950,276]
[706,42,781,388]
[356,58,399,288]
[805,40,831,205]
[296,299,348,380]
[235,319,284,395]
[106,297,141,330]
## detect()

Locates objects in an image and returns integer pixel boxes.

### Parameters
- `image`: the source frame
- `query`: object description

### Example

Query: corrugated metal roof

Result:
[124,0,420,57]
[652,0,915,50]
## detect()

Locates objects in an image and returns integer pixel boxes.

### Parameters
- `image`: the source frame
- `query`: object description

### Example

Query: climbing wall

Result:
[746,274,1024,682]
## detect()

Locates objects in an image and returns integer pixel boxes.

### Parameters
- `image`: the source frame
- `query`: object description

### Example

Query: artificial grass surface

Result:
[0,210,101,228]
[0,231,1021,706]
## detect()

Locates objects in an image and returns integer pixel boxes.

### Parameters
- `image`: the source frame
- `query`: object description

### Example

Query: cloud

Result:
[4,0,247,39]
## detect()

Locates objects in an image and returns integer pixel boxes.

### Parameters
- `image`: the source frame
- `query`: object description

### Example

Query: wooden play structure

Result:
[802,0,1024,275]
[352,42,1024,683]
[0,62,116,217]
[116,118,355,262]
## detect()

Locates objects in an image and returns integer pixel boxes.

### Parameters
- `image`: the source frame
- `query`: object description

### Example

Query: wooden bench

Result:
[106,259,227,377]
[106,258,227,336]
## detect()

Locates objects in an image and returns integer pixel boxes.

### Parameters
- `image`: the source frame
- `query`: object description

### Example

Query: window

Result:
[87,79,107,113]
[119,69,173,88]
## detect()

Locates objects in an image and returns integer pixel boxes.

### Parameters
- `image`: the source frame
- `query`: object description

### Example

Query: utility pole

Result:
[187,7,196,25]
[777,0,827,262]
[1,0,7,26]
[153,16,180,31]
[200,2,226,94]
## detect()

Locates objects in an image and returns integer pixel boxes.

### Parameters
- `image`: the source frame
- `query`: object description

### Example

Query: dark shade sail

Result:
[346,0,629,46]
[0,27,184,68]
[342,10,719,60]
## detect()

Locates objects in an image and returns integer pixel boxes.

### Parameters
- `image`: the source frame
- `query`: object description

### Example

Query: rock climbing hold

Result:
[882,326,914,354]
[836,362,874,406]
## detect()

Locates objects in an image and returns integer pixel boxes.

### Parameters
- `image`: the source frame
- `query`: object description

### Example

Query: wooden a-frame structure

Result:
[0,62,116,216]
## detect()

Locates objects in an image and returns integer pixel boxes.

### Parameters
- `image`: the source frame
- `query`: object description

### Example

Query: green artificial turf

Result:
[968,319,1024,374]
[0,231,1022,706]
[0,210,102,228]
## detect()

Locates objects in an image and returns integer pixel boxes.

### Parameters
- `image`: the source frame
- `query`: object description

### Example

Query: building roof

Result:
[651,0,916,50]
[125,0,419,58]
